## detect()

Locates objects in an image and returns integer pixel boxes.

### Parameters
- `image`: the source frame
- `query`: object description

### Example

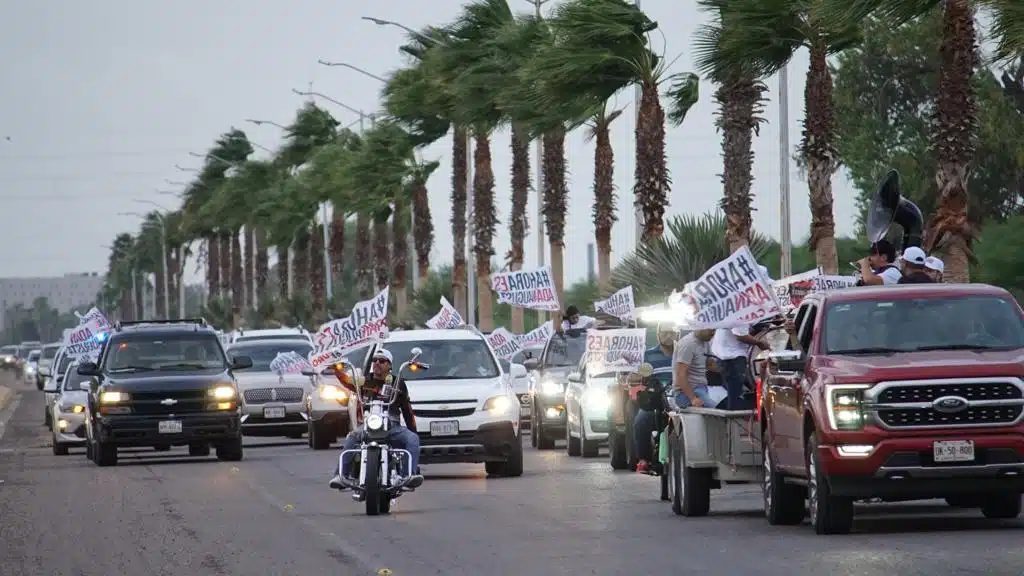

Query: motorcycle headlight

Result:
[99,391,127,403]
[483,395,511,416]
[365,413,385,431]
[540,380,564,396]
[583,388,610,410]
[209,385,235,399]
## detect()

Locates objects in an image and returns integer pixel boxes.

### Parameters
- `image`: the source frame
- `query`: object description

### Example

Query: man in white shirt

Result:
[711,324,768,410]
[560,305,596,332]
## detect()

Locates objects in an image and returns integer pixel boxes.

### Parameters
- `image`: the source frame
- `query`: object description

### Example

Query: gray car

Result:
[227,340,315,438]
[51,362,90,454]
[43,350,77,429]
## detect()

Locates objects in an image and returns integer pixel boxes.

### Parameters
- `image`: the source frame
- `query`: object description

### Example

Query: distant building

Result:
[0,273,105,324]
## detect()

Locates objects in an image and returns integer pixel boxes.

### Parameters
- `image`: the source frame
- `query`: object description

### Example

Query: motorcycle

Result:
[336,348,429,516]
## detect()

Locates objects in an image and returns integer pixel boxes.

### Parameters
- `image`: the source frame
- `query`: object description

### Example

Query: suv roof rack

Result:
[114,318,208,332]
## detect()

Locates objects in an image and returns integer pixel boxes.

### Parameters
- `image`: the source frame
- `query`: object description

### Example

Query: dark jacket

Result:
[898,271,935,284]
[335,371,417,429]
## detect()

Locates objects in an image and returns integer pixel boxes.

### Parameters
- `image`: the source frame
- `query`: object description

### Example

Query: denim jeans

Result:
[719,357,754,410]
[336,424,420,477]
[633,388,715,461]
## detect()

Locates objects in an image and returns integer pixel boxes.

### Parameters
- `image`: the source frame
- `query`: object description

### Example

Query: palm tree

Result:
[104,233,137,320]
[696,0,859,273]
[408,160,439,288]
[586,104,624,289]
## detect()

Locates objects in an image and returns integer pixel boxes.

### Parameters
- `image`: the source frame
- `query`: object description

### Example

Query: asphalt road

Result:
[1,372,1023,576]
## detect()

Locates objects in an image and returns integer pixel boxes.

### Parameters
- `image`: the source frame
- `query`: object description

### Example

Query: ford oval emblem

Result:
[932,395,968,414]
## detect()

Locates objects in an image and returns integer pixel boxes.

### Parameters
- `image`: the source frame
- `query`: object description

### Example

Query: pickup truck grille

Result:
[878,406,1024,428]
[129,390,208,415]
[877,382,1022,404]
[243,387,304,404]
[871,378,1024,429]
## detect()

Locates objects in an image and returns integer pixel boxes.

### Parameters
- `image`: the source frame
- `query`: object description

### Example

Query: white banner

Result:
[773,268,823,309]
[486,327,522,361]
[269,351,312,375]
[670,245,782,329]
[584,328,646,374]
[519,320,553,349]
[490,265,560,311]
[61,307,110,360]
[425,296,464,329]
[594,286,635,321]
[814,275,858,291]
[309,287,390,369]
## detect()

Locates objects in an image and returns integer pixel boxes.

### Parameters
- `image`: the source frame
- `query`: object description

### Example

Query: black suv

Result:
[77,319,252,467]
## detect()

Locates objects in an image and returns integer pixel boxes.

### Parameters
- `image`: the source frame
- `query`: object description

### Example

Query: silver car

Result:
[51,362,90,455]
[227,339,314,438]
[43,350,77,429]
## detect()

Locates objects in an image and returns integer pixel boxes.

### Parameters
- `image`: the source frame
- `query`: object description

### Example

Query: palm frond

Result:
[665,73,700,125]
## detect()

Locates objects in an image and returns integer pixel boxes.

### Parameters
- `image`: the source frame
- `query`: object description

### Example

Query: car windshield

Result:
[64,368,90,391]
[28,350,40,361]
[226,341,313,371]
[381,339,499,380]
[235,335,308,343]
[544,333,587,368]
[824,295,1024,354]
[104,333,227,372]
[41,345,59,360]
[0,346,16,355]
[510,347,542,364]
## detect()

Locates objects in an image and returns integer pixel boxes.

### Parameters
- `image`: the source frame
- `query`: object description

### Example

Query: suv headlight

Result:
[209,385,235,399]
[540,380,564,396]
[99,391,128,403]
[826,385,869,431]
[483,395,511,416]
[583,388,610,410]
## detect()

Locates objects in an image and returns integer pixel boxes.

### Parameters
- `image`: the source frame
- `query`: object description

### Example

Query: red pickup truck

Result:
[760,283,1024,534]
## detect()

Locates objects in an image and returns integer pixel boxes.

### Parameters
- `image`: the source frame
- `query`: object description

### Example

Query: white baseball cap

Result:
[371,348,393,363]
[902,246,927,265]
[924,256,944,272]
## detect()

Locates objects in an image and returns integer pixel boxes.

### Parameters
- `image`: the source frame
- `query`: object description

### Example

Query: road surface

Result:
[1,372,1022,575]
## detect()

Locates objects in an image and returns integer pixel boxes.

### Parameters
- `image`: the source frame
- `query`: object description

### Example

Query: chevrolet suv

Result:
[78,319,252,467]
[761,283,1024,534]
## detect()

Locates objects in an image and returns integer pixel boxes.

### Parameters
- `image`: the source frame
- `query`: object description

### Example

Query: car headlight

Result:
[99,391,127,403]
[483,395,511,416]
[540,380,564,396]
[319,385,347,401]
[583,388,610,410]
[26,366,35,374]
[209,385,235,399]
[60,403,85,413]
[365,414,385,430]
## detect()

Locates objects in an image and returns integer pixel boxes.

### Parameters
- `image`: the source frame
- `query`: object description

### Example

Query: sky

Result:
[0,0,859,286]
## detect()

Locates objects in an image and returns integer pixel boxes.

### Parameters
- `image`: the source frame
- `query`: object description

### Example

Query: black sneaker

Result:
[328,475,346,490]
[403,474,424,489]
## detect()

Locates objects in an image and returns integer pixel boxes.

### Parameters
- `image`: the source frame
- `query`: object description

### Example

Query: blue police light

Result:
[95,331,107,342]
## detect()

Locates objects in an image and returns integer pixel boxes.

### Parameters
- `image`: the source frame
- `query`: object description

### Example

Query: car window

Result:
[824,295,1024,354]
[28,350,40,361]
[544,333,587,368]
[41,345,59,360]
[235,335,309,343]
[0,346,16,355]
[104,333,228,372]
[55,354,74,378]
[63,367,90,391]
[381,339,499,380]
[226,341,313,371]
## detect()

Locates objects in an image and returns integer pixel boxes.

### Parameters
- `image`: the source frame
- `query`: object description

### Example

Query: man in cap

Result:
[329,348,424,491]
[856,239,902,286]
[561,305,596,332]
[925,256,944,282]
[898,246,935,284]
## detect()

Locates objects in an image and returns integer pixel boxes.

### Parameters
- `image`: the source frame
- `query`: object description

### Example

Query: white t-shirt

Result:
[877,266,902,285]
[711,325,752,360]
[561,315,596,331]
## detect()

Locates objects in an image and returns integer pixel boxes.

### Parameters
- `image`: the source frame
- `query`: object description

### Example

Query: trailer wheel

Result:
[671,422,711,517]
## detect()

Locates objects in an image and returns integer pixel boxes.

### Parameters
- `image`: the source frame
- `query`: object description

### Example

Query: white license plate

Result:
[933,440,974,463]
[263,406,286,419]
[430,420,459,437]
[158,420,183,434]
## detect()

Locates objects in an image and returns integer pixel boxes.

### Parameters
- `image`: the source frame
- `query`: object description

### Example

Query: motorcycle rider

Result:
[328,348,424,490]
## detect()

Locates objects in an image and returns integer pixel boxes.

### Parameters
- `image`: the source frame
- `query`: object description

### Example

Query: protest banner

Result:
[309,287,390,369]
[486,327,522,361]
[425,296,464,329]
[61,307,111,359]
[594,286,635,321]
[490,265,560,311]
[584,328,646,374]
[672,245,782,329]
[269,351,312,375]
[773,268,823,309]
[518,320,553,349]
[814,275,858,291]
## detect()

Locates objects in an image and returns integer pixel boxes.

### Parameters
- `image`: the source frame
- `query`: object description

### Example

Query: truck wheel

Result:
[660,430,673,501]
[216,437,244,461]
[94,439,118,467]
[44,410,52,429]
[188,443,211,457]
[580,411,599,458]
[609,428,628,470]
[980,493,1022,519]
[807,431,853,534]
[536,417,554,450]
[309,420,332,450]
[566,421,581,456]
[673,427,711,517]
[486,434,524,477]
[763,435,805,525]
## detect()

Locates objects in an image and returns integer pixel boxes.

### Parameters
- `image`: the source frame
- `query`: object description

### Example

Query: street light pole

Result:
[779,65,793,277]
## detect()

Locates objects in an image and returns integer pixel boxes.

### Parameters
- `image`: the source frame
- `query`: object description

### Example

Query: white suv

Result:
[368,329,523,477]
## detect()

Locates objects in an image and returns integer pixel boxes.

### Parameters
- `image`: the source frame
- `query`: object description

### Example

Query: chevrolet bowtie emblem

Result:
[160,398,178,406]
[271,389,278,401]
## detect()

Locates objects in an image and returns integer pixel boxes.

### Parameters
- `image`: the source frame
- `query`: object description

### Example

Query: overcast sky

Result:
[0,0,858,285]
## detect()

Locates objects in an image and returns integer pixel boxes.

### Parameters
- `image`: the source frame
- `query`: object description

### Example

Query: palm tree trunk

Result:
[924,0,977,283]
[230,231,243,316]
[355,213,372,299]
[451,126,469,320]
[373,218,390,291]
[508,125,531,334]
[244,226,255,309]
[205,235,219,299]
[716,70,765,253]
[277,245,290,299]
[133,275,144,320]
[329,213,346,299]
[219,233,231,299]
[120,290,132,321]
[472,133,497,331]
[635,79,669,243]
[593,117,617,290]
[168,245,180,318]
[542,128,568,327]
[392,196,410,320]
[310,224,326,321]
[154,257,166,319]
[412,180,433,288]
[804,44,839,274]
[293,233,310,295]
[255,229,269,306]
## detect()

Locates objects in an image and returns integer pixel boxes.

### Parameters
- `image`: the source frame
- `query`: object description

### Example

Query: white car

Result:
[564,360,625,458]
[23,349,41,386]
[369,328,523,477]
[43,349,77,429]
[227,339,316,439]
[230,327,312,345]
[51,361,90,455]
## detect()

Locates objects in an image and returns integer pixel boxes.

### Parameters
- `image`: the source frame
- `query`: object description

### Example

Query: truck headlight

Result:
[583,388,610,410]
[540,380,564,396]
[483,395,511,416]
[99,391,127,403]
[826,385,869,431]
[209,385,235,399]
[366,414,385,431]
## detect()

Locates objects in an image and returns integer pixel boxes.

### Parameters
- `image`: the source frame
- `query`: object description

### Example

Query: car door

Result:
[774,301,819,472]
[564,356,586,434]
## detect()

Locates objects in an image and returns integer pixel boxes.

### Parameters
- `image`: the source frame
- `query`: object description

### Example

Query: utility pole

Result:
[526,0,550,327]
[779,65,792,277]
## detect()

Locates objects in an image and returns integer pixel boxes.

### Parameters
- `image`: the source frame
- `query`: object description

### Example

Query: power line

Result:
[0,171,177,183]
[0,148,200,161]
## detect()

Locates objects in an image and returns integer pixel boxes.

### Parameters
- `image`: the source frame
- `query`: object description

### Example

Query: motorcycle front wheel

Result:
[363,446,389,516]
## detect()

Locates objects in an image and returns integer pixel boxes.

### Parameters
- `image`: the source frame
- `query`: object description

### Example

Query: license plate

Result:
[263,406,286,419]
[933,440,974,463]
[430,420,459,436]
[158,420,182,434]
